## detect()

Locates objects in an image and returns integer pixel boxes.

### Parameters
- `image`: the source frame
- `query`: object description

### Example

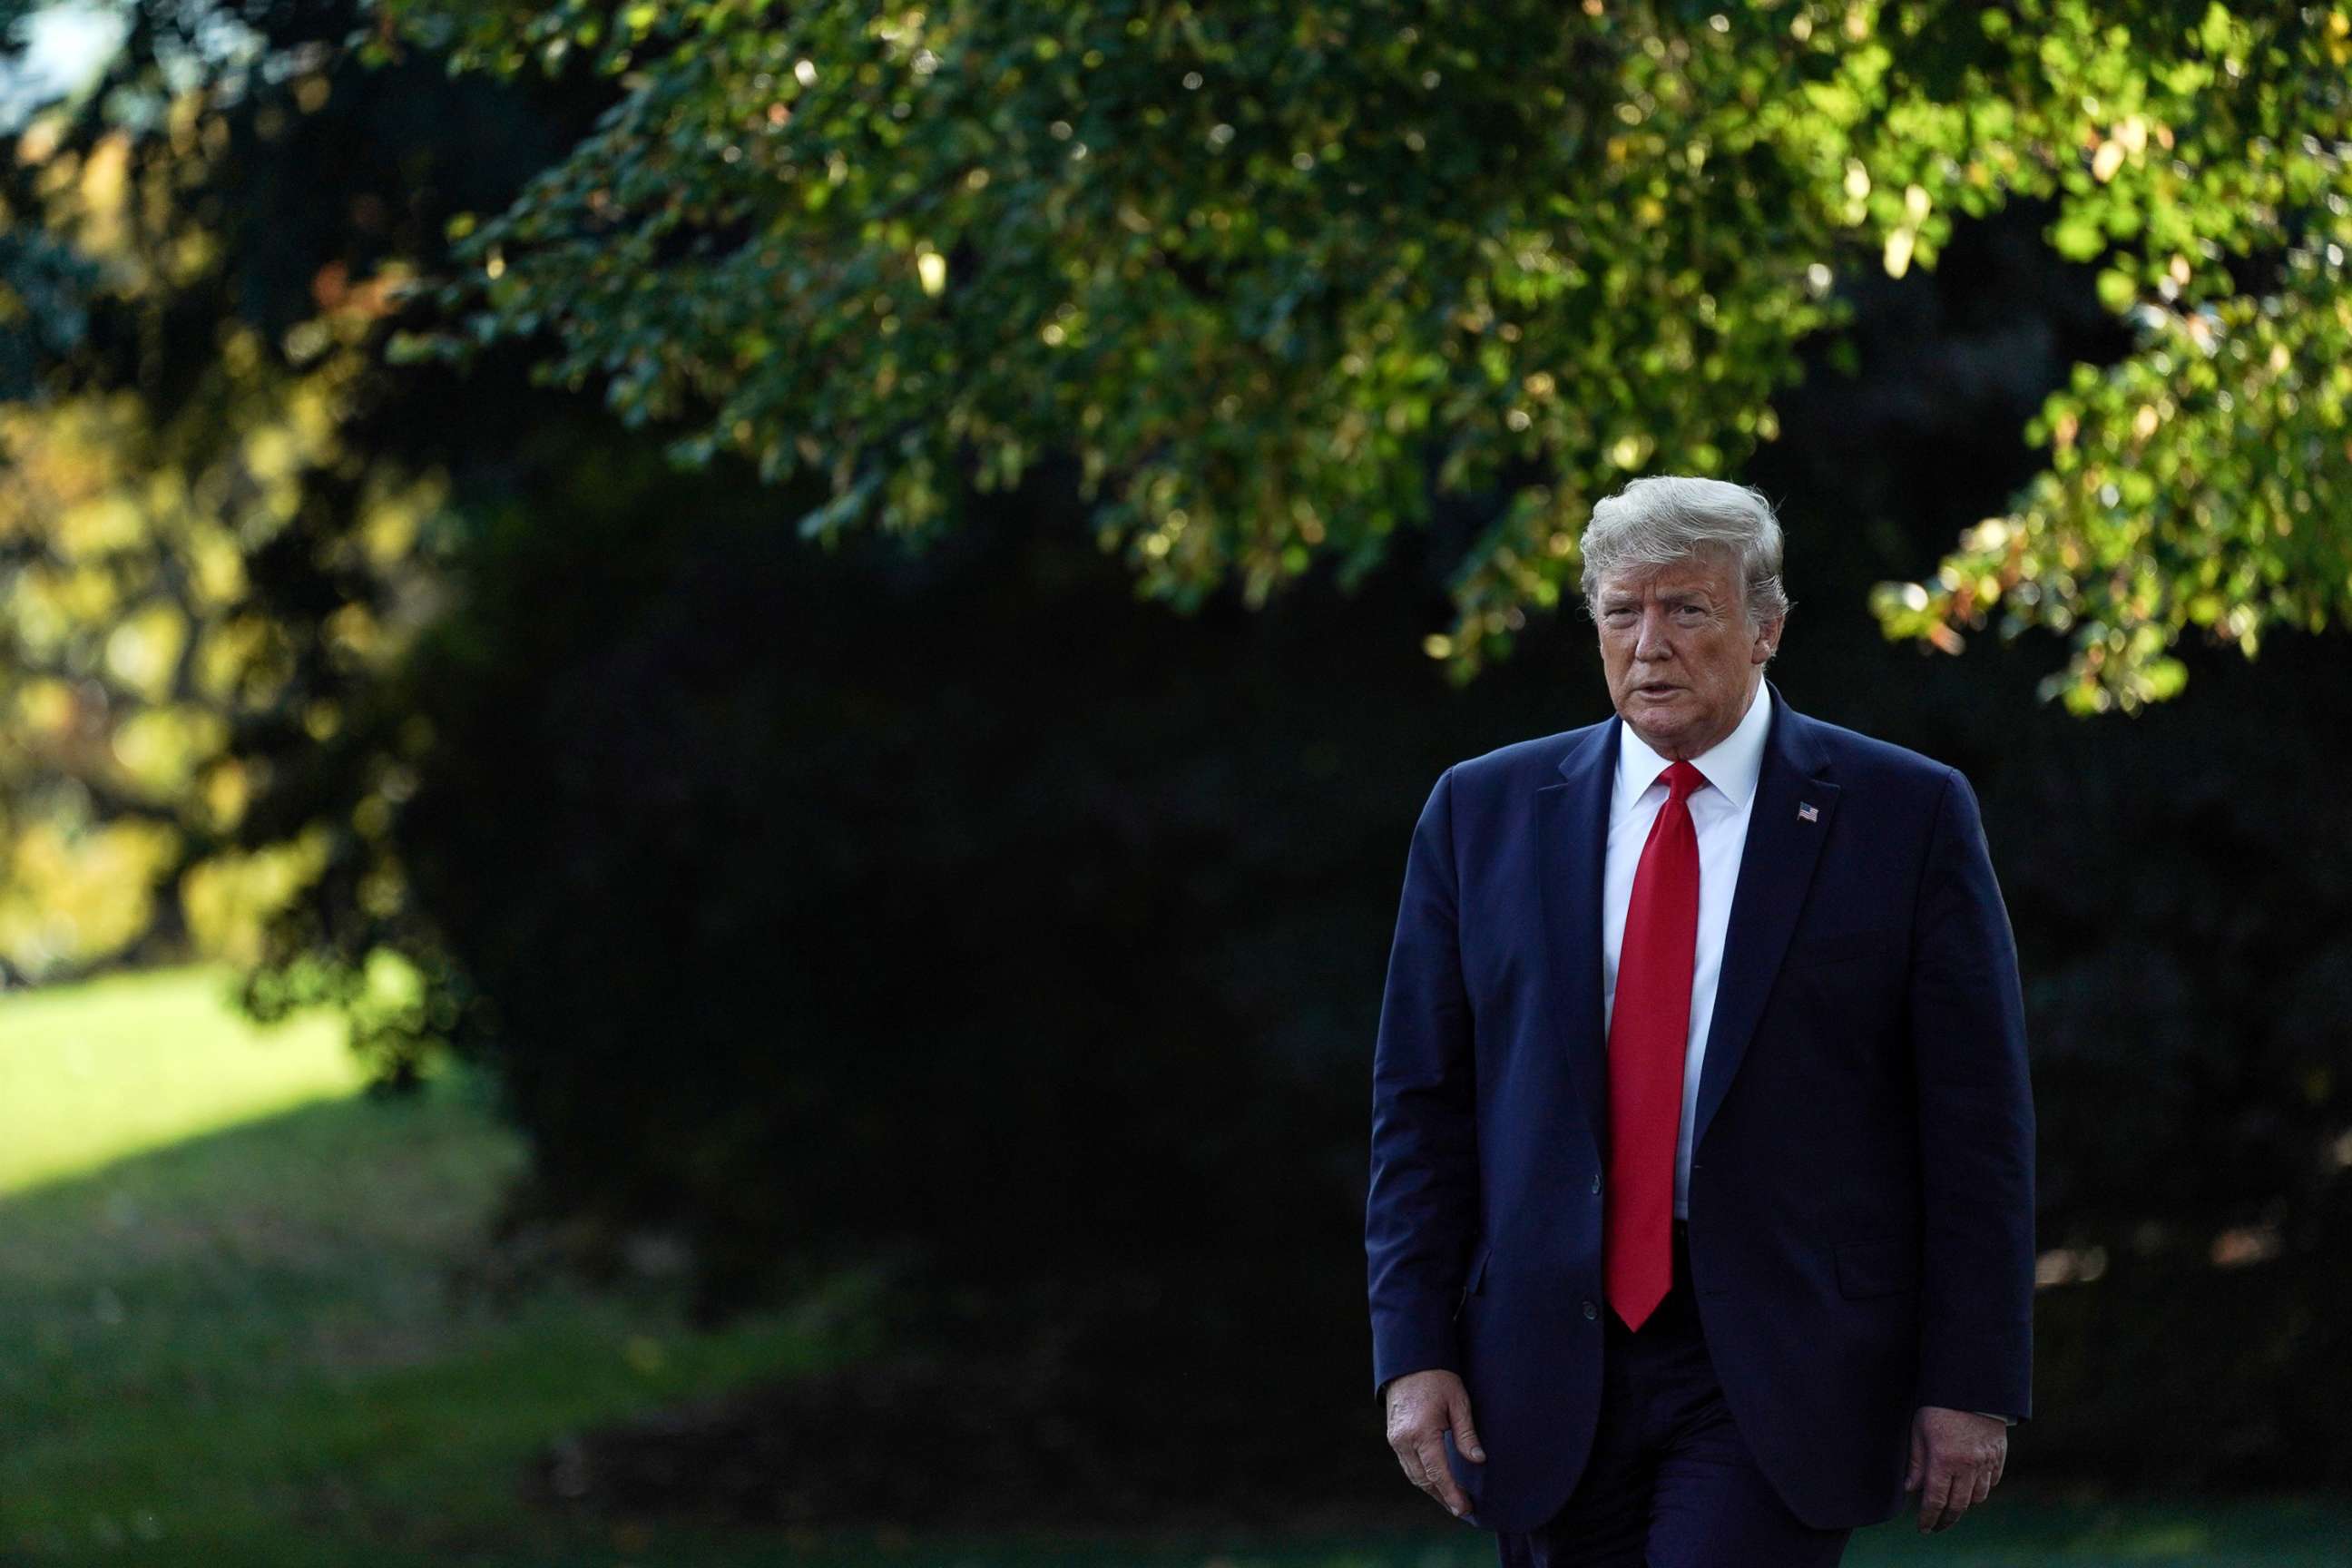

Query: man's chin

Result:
[1620,694,1690,737]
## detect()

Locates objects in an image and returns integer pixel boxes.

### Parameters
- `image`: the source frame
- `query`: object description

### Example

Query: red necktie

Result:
[1605,757,1705,1331]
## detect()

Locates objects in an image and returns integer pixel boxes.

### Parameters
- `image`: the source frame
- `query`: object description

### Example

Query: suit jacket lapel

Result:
[1536,715,1619,1146]
[1690,680,1839,1157]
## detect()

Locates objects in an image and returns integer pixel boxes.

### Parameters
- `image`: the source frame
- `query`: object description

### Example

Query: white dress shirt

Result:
[1600,677,1775,1222]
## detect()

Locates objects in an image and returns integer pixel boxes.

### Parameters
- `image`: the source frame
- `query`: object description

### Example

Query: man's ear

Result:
[1751,612,1786,663]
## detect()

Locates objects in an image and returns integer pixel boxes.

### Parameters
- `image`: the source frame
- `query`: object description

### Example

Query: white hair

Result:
[1577,475,1792,626]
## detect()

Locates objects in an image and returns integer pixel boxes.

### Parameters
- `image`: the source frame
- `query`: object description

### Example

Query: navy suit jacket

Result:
[1365,681,2034,1533]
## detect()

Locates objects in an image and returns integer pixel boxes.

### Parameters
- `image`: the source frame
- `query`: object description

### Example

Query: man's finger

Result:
[1452,1393,1487,1464]
[1970,1461,1994,1508]
[1935,1459,1983,1532]
[1391,1434,1431,1493]
[1916,1464,1955,1533]
[1415,1436,1468,1516]
[1939,1466,1977,1529]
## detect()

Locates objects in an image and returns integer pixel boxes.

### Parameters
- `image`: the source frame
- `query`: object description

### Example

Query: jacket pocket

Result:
[1454,1241,1493,1318]
[1834,1235,1920,1298]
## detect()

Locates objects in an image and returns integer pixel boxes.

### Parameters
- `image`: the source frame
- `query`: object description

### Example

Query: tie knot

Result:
[1661,759,1706,800]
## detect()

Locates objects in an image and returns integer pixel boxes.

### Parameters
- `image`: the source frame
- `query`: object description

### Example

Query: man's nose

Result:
[1633,610,1674,661]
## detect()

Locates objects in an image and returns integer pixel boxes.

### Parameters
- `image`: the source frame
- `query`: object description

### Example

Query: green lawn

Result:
[0,965,838,1567]
[1,965,2344,1566]
[0,964,371,1194]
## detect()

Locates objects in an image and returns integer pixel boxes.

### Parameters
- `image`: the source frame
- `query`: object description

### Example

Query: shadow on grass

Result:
[0,1072,840,1568]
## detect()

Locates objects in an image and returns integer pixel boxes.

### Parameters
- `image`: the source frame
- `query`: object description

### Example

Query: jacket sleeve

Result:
[1907,766,2037,1420]
[1366,764,1481,1401]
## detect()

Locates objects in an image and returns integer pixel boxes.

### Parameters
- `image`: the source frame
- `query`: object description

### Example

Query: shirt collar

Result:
[1615,680,1775,812]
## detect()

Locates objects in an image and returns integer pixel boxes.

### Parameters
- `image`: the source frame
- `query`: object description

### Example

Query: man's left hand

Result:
[1905,1406,2007,1533]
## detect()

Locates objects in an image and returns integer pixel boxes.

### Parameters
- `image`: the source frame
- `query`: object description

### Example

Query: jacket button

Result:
[1589,1171,1602,1194]
[1582,1298,1598,1320]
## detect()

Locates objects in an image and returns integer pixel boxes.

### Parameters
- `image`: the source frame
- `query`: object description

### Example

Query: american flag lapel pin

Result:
[1798,801,1819,822]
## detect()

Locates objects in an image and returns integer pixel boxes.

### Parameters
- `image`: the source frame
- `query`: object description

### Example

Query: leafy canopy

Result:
[370,0,2352,710]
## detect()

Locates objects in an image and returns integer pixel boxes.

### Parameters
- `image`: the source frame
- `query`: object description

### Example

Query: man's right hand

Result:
[1383,1367,1485,1517]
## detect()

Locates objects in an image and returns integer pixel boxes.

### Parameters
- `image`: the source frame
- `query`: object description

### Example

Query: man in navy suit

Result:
[1365,476,2034,1565]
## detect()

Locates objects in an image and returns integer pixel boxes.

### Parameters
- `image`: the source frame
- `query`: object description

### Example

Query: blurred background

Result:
[1,2,2348,1564]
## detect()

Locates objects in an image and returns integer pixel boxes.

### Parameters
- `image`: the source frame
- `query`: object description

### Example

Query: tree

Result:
[365,0,2352,711]
[0,1,448,1004]
[0,0,605,1066]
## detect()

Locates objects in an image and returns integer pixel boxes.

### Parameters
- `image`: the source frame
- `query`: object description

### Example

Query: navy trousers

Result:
[1493,1220,1854,1568]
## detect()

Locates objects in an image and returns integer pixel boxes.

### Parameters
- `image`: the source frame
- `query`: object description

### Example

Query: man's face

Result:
[1592,549,1782,760]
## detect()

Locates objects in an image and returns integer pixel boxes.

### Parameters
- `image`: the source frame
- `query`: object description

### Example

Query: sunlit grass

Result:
[0,964,366,1194]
